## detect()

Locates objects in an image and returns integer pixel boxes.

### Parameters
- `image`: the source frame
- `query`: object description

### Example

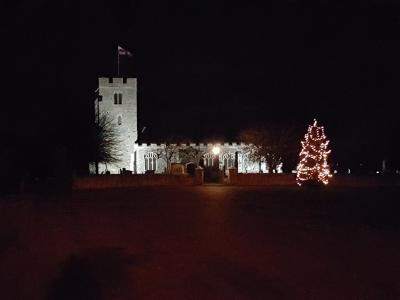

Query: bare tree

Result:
[90,113,122,174]
[239,129,265,172]
[178,146,204,165]
[156,143,181,174]
[264,124,298,172]
[239,123,297,173]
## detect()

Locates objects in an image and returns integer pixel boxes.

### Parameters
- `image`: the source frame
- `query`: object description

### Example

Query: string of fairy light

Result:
[296,119,332,185]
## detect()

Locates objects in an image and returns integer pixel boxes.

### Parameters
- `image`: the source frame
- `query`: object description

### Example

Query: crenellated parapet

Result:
[135,142,250,148]
[98,77,137,87]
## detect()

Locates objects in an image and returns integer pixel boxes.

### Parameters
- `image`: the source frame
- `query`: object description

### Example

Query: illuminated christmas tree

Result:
[296,119,332,185]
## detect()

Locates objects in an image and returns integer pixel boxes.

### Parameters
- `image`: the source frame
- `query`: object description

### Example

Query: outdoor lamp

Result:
[212,146,220,155]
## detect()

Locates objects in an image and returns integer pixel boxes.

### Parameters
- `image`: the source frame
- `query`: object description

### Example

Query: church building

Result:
[94,77,282,175]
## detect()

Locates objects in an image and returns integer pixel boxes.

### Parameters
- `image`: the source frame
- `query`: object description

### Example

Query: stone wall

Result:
[228,169,296,186]
[330,175,400,187]
[74,172,400,189]
[73,174,197,190]
[228,168,400,187]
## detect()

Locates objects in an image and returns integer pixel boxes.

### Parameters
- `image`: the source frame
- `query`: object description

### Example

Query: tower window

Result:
[117,116,122,125]
[114,93,122,104]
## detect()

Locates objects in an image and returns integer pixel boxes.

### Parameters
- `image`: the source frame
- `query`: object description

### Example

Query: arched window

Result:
[242,153,249,173]
[144,152,157,171]
[223,153,234,169]
[117,115,122,126]
[203,153,214,167]
[114,93,122,104]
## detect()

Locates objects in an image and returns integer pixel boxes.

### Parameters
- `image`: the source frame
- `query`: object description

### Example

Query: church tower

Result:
[97,77,138,173]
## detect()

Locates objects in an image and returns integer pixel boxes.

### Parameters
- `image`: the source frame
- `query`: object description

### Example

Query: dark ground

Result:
[1,186,400,299]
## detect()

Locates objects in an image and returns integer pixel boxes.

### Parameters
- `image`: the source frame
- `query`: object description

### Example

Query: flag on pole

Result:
[118,46,133,57]
[117,46,133,76]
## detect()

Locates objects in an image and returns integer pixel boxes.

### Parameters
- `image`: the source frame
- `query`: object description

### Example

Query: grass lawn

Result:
[1,186,400,299]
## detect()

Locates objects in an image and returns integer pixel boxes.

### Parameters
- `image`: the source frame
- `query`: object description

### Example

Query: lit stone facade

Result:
[94,77,280,174]
[134,142,268,174]
[97,77,137,174]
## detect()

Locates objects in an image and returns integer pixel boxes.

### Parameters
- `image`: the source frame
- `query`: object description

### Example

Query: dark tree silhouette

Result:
[89,113,122,174]
[239,123,297,173]
[239,129,265,172]
[178,146,204,165]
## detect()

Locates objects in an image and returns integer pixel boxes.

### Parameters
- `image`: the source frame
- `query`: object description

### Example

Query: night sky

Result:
[2,1,400,173]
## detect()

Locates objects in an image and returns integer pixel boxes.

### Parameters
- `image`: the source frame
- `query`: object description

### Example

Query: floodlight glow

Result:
[212,146,220,155]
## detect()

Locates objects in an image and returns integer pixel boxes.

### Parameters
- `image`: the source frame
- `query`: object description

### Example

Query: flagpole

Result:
[117,46,132,77]
[117,50,120,77]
